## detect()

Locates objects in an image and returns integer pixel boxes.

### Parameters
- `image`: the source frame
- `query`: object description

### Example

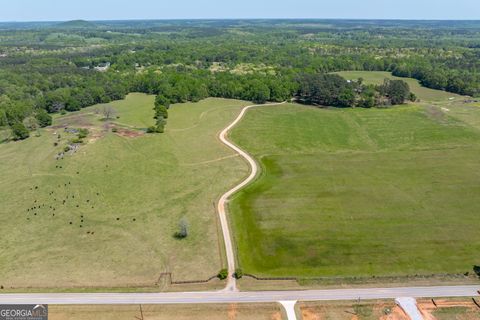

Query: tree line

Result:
[1,20,478,141]
[296,74,414,108]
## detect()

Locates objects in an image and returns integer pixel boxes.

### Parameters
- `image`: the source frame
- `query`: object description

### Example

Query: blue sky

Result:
[0,0,479,21]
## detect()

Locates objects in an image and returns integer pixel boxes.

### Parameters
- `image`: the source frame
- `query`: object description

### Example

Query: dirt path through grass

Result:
[217,101,286,291]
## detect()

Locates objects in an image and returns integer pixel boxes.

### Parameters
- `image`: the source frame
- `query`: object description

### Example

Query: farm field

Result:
[300,298,480,320]
[48,303,284,320]
[229,100,480,277]
[0,93,249,289]
[299,300,402,320]
[335,71,466,101]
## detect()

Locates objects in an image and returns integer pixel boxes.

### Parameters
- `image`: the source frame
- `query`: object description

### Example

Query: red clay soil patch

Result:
[300,302,408,320]
[228,303,238,320]
[115,127,144,138]
[270,311,283,320]
[301,307,322,320]
[87,130,105,144]
[379,305,409,320]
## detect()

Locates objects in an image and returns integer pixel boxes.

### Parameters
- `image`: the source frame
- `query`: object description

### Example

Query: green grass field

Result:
[433,307,480,320]
[0,93,249,289]
[229,102,480,277]
[335,71,466,101]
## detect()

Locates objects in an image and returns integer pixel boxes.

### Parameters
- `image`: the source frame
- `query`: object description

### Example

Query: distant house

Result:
[94,62,111,72]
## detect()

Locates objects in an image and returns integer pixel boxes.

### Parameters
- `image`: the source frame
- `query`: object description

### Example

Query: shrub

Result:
[147,124,165,134]
[77,128,89,139]
[11,122,29,140]
[154,105,169,119]
[409,92,417,102]
[474,265,480,277]
[155,124,165,133]
[146,126,157,133]
[218,269,228,280]
[35,109,52,127]
[64,146,70,152]
[234,268,243,279]
[155,116,166,133]
[174,218,188,239]
[112,127,118,133]
[155,94,171,109]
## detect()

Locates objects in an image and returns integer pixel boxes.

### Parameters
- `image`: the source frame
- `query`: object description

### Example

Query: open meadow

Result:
[229,89,480,278]
[335,71,466,102]
[0,93,249,289]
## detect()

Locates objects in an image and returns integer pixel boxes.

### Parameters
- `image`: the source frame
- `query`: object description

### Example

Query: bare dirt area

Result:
[114,127,144,138]
[48,303,283,320]
[299,301,405,320]
[424,105,449,124]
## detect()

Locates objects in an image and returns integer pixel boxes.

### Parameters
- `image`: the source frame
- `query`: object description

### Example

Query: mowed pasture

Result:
[335,71,466,101]
[229,102,480,277]
[0,94,249,289]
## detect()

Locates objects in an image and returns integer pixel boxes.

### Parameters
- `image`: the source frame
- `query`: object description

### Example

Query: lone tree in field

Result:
[102,105,117,120]
[174,217,188,239]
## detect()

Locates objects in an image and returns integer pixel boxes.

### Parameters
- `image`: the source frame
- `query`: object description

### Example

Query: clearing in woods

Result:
[0,93,249,289]
[334,71,466,102]
[229,94,480,277]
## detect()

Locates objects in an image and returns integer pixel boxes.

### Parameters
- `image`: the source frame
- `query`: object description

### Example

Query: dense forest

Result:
[0,19,479,140]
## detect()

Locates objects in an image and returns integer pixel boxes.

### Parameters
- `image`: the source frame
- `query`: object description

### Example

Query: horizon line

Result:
[1,17,480,23]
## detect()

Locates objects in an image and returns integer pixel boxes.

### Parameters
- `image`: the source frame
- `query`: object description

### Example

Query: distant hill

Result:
[57,20,96,29]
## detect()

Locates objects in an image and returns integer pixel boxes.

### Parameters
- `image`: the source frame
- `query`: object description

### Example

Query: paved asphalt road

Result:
[0,285,478,304]
[217,102,285,291]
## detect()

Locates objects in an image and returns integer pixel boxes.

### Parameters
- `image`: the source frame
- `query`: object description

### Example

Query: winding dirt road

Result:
[217,102,286,291]
[1,101,479,318]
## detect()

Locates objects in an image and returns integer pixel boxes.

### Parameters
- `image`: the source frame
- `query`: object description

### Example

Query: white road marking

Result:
[279,301,298,320]
[396,297,424,320]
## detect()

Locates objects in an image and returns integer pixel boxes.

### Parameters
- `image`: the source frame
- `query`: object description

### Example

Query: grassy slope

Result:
[0,94,248,288]
[335,71,466,101]
[229,103,480,277]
